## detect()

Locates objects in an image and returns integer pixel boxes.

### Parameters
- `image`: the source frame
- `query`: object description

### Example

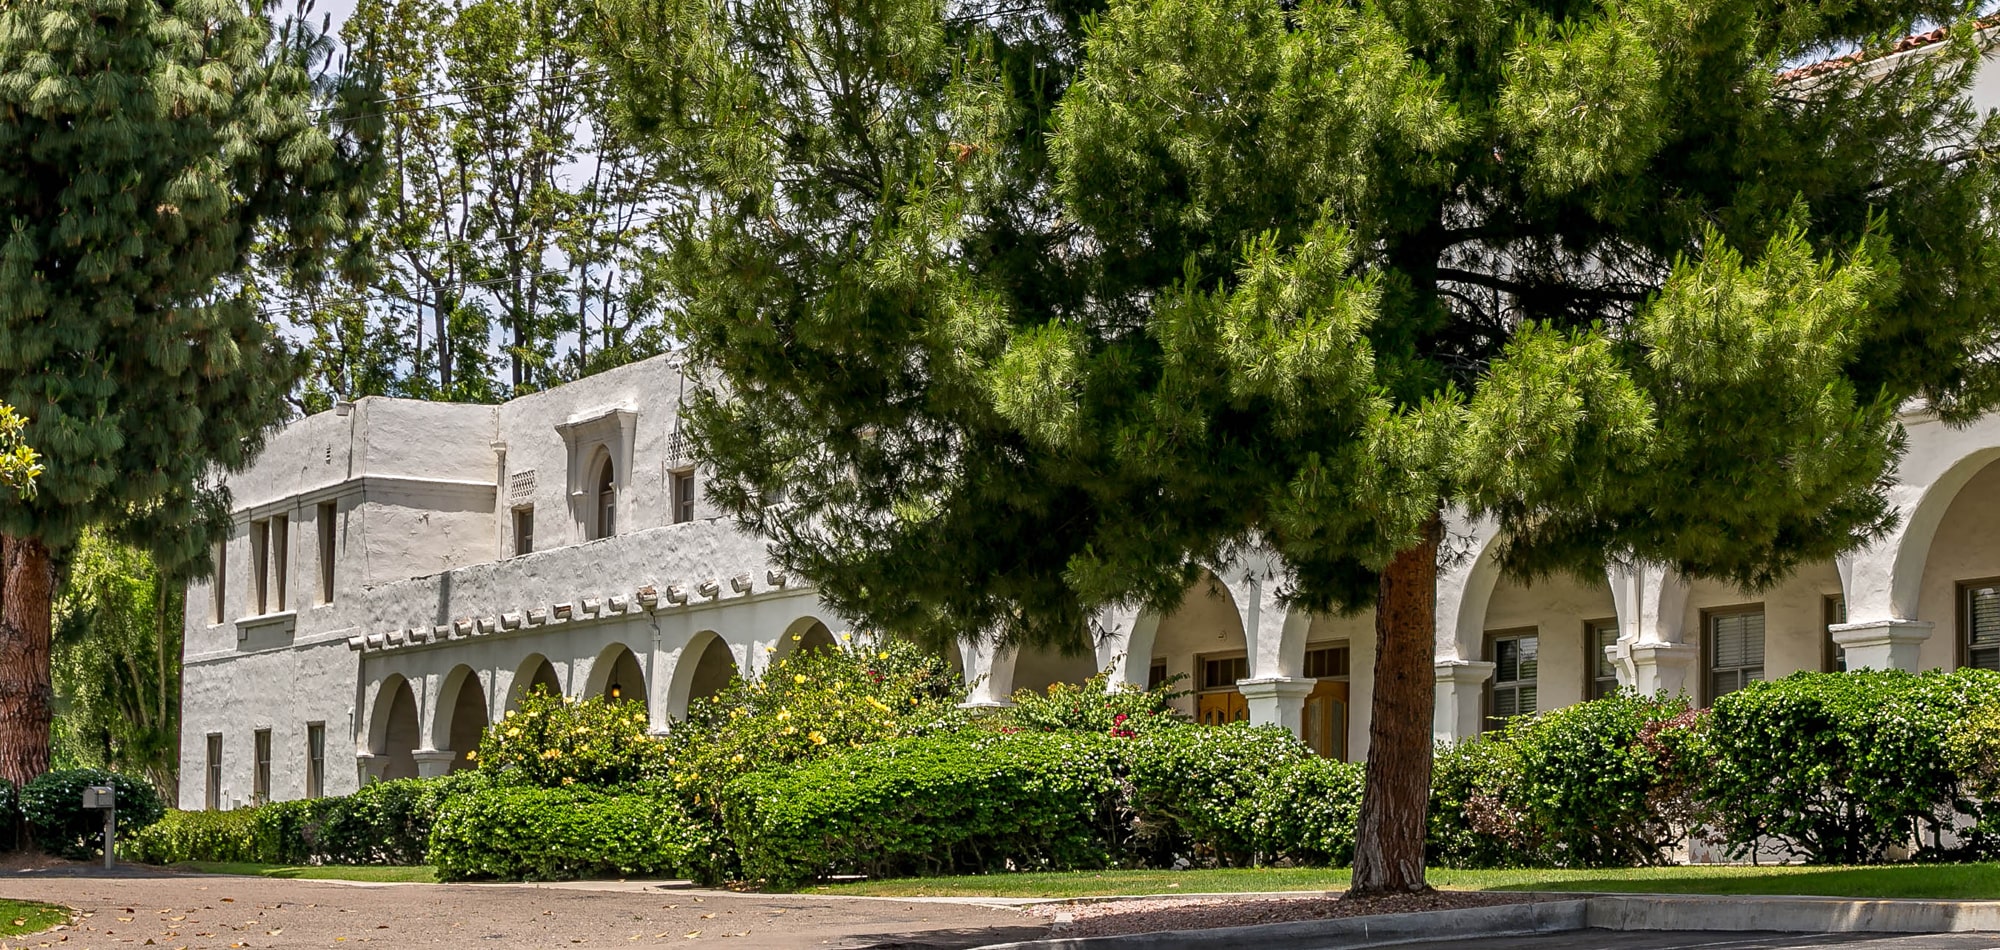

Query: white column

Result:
[411,750,455,779]
[960,639,1019,710]
[1433,660,1494,742]
[1238,677,1315,736]
[1605,560,1697,695]
[355,753,388,785]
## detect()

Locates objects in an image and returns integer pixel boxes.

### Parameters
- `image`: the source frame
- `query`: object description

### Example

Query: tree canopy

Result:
[603,0,2000,892]
[0,0,381,783]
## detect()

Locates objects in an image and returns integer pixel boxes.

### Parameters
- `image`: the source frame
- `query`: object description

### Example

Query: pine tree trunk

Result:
[0,535,55,787]
[1348,513,1441,898]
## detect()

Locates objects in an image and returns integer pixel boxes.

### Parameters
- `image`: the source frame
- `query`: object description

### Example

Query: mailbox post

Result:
[81,785,115,869]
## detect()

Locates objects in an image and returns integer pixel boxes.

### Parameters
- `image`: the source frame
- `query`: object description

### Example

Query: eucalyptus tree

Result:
[0,0,379,784]
[599,0,2000,893]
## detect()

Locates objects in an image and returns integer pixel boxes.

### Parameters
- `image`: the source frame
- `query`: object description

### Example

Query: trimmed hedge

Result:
[131,773,488,867]
[22,768,163,859]
[1123,725,1318,863]
[428,785,712,881]
[1704,668,2000,863]
[722,731,1125,889]
[129,808,266,865]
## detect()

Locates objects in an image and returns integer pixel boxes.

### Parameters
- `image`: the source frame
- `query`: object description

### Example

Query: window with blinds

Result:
[1589,620,1619,700]
[1709,610,1765,699]
[1486,633,1537,731]
[1968,584,2000,671]
[1305,645,1349,679]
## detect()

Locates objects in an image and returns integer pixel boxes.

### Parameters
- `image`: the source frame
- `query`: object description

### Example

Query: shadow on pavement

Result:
[842,924,1049,949]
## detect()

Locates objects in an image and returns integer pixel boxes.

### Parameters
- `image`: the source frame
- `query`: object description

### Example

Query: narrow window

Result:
[205,734,223,811]
[1966,583,2000,671]
[672,469,697,524]
[1146,660,1167,691]
[270,514,288,611]
[1200,655,1248,691]
[1588,619,1620,700]
[513,507,534,556]
[212,540,228,624]
[1824,596,1848,673]
[1708,609,1765,700]
[305,722,326,799]
[1304,645,1349,678]
[253,729,272,804]
[250,519,269,615]
[317,501,337,604]
[594,455,617,540]
[1486,631,1538,731]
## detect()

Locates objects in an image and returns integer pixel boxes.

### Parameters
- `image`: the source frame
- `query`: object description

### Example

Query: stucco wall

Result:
[1482,572,1619,713]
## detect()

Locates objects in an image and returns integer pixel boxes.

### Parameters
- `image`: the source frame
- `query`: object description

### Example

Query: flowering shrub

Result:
[999,672,1189,737]
[660,635,965,807]
[474,691,664,788]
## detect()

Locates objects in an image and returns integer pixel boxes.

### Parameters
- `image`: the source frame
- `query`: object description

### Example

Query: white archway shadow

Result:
[432,665,489,772]
[366,674,421,781]
[582,642,649,710]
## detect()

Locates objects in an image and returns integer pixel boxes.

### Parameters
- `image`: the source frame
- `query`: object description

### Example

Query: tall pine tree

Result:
[0,0,379,785]
[600,0,2000,892]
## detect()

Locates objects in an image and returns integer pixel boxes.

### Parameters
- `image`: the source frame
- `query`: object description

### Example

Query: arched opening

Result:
[773,617,840,663]
[1145,573,1251,724]
[591,644,649,711]
[508,654,562,710]
[370,676,420,781]
[1918,454,2000,671]
[437,667,488,773]
[1478,571,1619,731]
[669,632,740,719]
[592,450,617,540]
[1011,643,1099,695]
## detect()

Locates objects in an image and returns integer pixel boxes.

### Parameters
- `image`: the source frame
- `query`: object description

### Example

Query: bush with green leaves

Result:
[475,691,663,788]
[21,768,164,859]
[722,730,1124,889]
[1427,732,1526,869]
[261,772,489,865]
[1000,671,1188,737]
[428,784,714,881]
[1499,692,1702,867]
[1945,699,2000,855]
[1245,754,1366,865]
[1704,669,2000,863]
[128,808,268,865]
[663,636,965,811]
[0,779,17,851]
[1121,724,1313,864]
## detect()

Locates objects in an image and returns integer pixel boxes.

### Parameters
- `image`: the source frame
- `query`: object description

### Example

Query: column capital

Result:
[1434,661,1494,744]
[1830,618,1933,671]
[1236,676,1317,701]
[412,749,457,779]
[1434,659,1495,687]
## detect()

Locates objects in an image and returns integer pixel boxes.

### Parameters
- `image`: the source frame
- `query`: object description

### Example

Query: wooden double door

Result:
[1194,680,1348,759]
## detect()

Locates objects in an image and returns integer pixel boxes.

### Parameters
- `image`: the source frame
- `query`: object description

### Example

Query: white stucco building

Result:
[180,29,2000,810]
[176,349,2000,810]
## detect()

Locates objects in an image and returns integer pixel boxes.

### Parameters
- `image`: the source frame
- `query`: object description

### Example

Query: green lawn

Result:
[172,862,440,883]
[810,863,2000,900]
[0,898,69,936]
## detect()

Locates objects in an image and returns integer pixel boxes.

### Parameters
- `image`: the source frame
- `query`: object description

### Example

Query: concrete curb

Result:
[970,894,2000,949]
[971,899,1591,950]
[1585,894,2000,933]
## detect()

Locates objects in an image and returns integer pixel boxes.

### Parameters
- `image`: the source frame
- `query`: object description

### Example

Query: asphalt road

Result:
[1395,931,2000,950]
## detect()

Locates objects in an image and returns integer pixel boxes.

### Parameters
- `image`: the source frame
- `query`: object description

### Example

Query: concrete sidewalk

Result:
[970,895,2000,950]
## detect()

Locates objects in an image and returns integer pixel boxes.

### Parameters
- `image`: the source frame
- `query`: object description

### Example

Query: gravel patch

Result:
[1030,890,1544,939]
